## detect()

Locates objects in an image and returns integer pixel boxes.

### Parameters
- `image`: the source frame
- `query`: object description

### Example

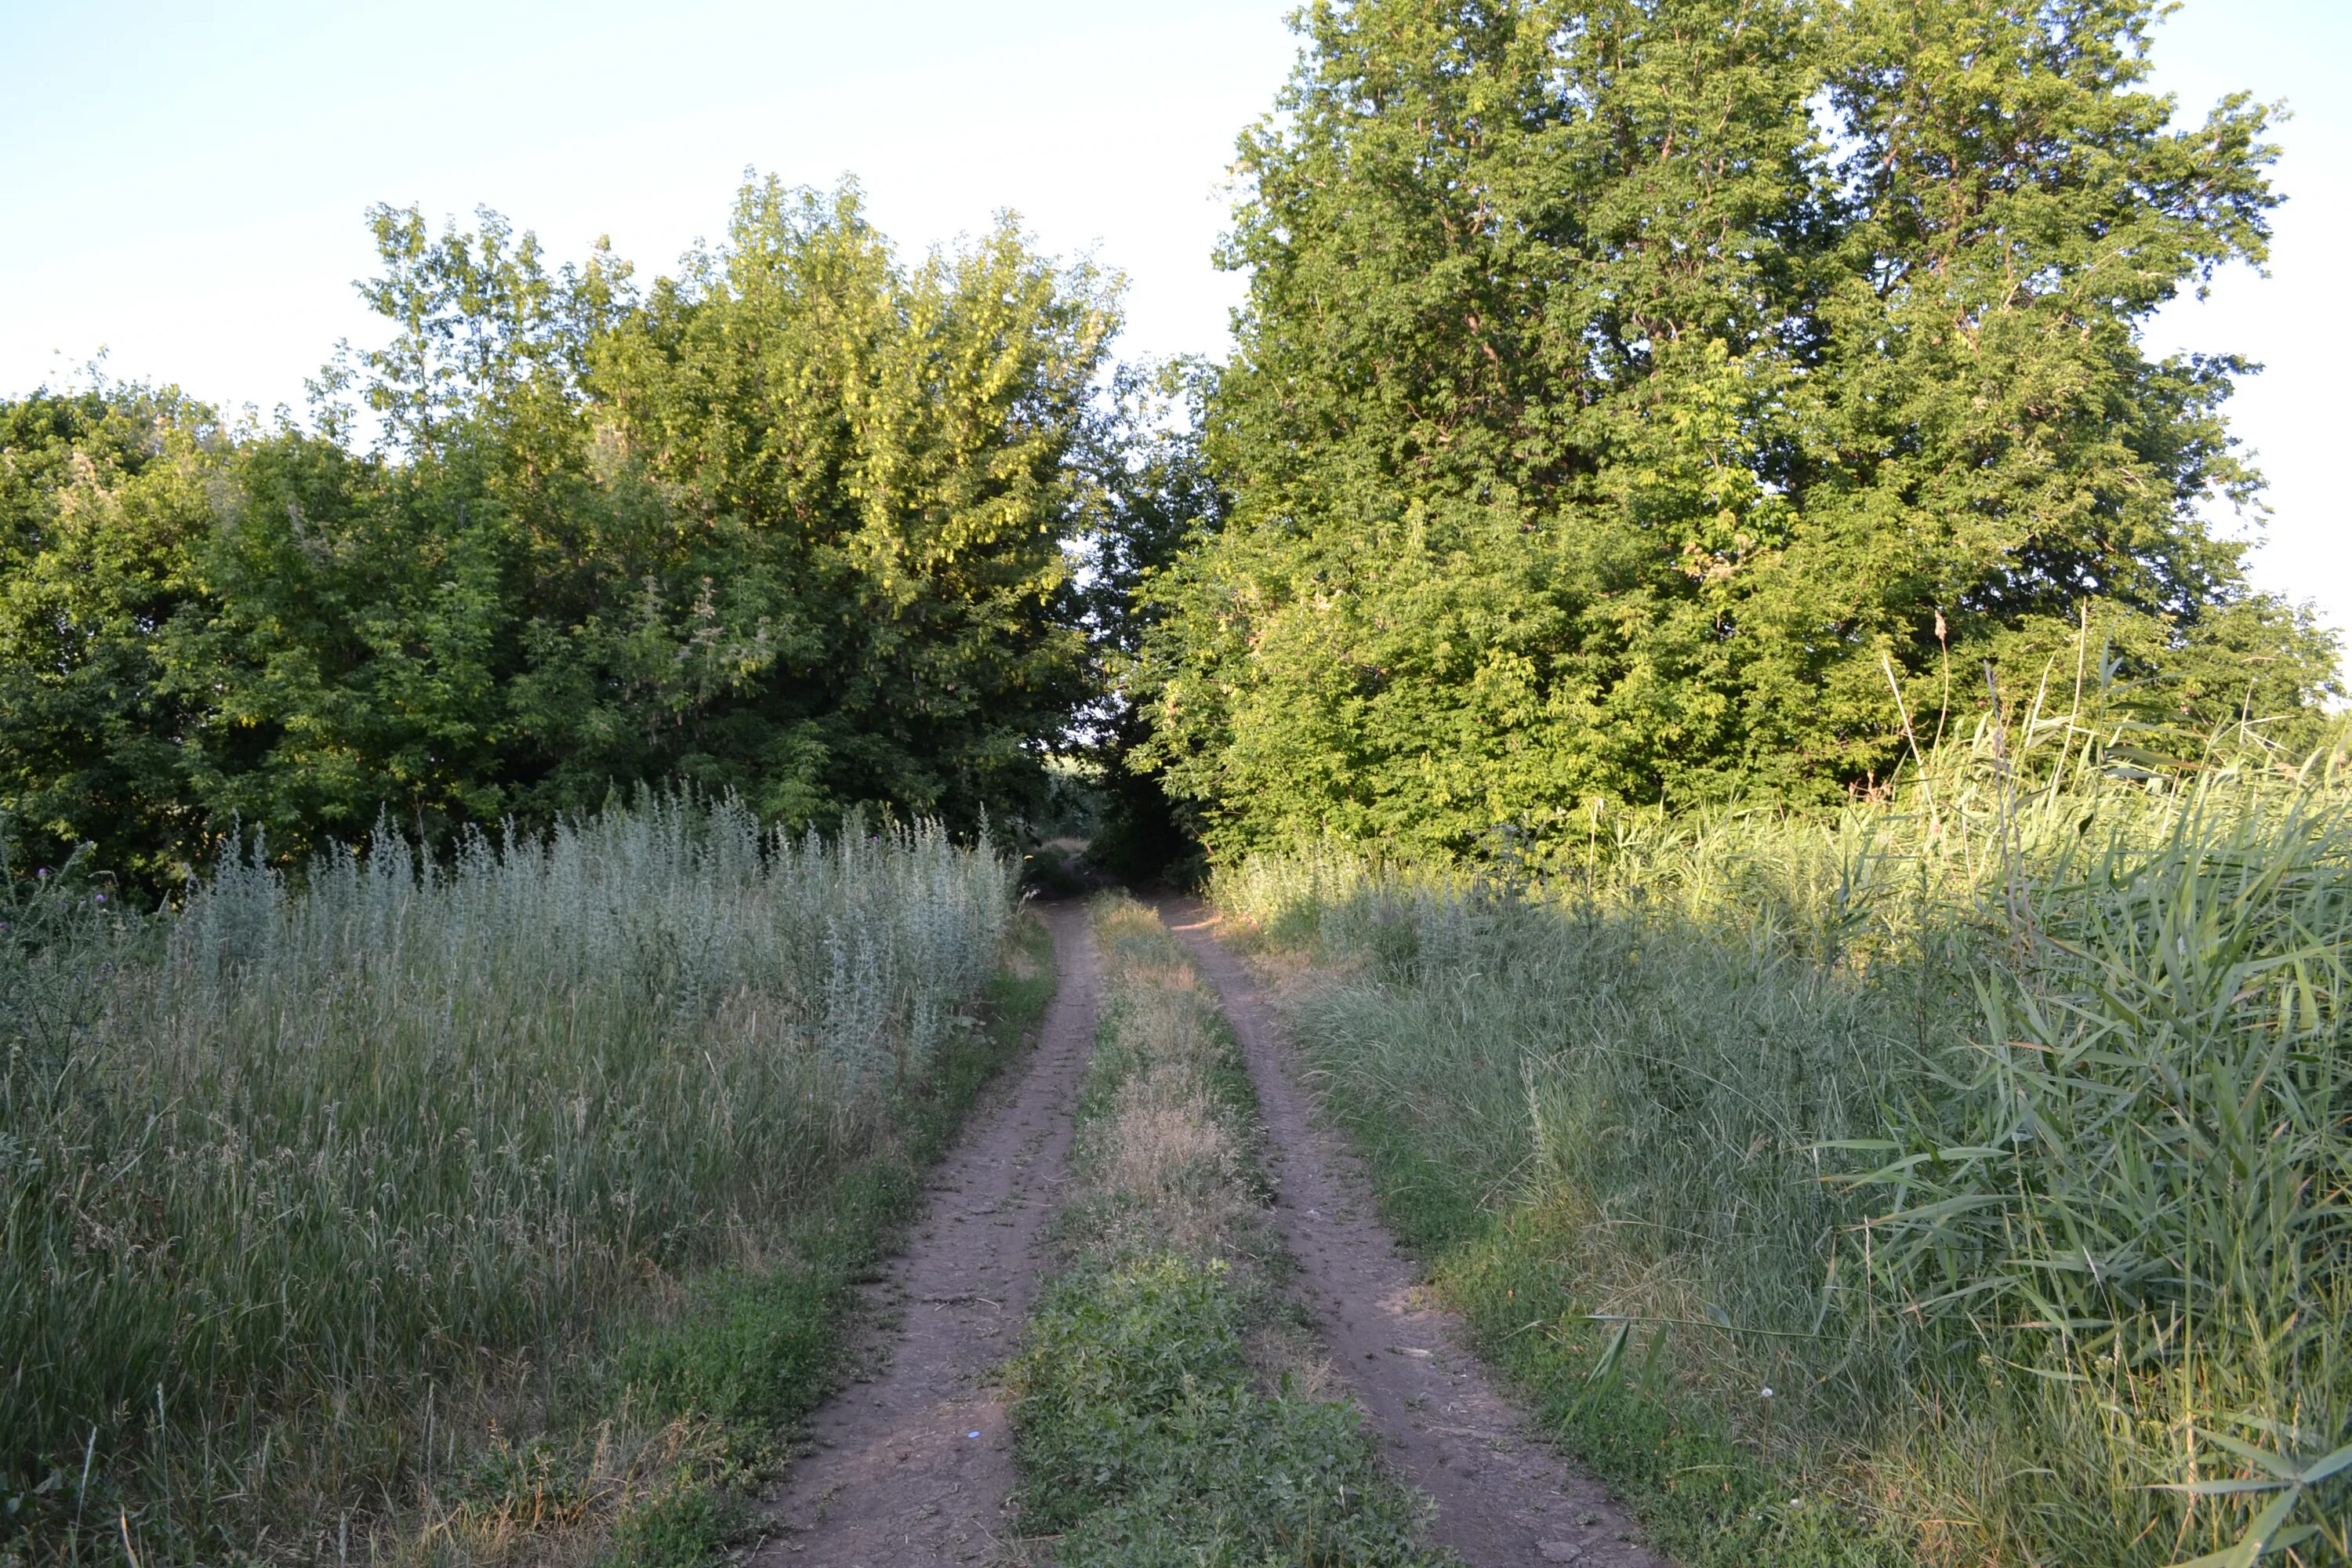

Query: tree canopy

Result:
[1134,0,2341,859]
[5,12,2344,887]
[0,180,1116,890]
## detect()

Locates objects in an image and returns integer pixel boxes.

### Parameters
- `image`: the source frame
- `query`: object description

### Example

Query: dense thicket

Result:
[1137,0,2342,858]
[0,181,1114,890]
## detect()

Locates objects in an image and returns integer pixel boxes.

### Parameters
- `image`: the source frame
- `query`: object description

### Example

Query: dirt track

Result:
[755,895,1662,1567]
[1160,896,1665,1568]
[754,902,1100,1566]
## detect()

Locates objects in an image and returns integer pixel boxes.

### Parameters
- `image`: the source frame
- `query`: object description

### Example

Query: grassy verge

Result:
[1214,732,2350,1567]
[517,906,1058,1568]
[1004,896,1449,1567]
[0,799,1047,1567]
[1281,1044,1907,1568]
[573,906,1055,1567]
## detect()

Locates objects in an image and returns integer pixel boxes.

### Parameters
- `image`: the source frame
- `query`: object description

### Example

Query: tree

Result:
[1079,360,1227,877]
[0,383,220,888]
[0,180,1119,887]
[1138,0,2340,862]
[570,179,1117,827]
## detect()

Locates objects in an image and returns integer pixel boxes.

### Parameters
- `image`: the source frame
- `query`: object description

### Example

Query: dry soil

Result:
[754,902,1102,1566]
[754,895,1664,1568]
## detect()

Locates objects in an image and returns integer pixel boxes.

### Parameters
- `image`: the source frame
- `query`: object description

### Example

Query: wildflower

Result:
[1759,1387,1775,1399]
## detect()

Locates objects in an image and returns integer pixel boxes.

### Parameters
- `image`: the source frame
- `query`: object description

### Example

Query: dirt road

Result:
[755,902,1101,1566]
[1161,897,1665,1568]
[755,894,1661,1567]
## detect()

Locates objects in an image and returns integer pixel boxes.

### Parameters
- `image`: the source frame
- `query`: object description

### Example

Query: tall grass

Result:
[0,793,1016,1561]
[1214,713,2351,1566]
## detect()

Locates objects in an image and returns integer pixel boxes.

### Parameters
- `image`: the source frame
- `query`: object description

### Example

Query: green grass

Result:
[1290,1069,1908,1568]
[1005,897,1449,1567]
[1214,717,2351,1567]
[0,793,1048,1565]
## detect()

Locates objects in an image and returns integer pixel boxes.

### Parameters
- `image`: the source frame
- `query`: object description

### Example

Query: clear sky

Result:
[2,0,2342,663]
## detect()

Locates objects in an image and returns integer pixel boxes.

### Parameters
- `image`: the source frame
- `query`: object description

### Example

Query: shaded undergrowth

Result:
[1214,722,2350,1567]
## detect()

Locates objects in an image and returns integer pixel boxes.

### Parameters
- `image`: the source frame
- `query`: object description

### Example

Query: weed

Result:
[0,792,1042,1563]
[1214,722,2351,1566]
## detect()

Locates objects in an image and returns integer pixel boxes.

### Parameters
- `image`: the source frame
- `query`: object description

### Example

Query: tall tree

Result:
[571,179,1116,825]
[0,384,220,887]
[1138,0,2339,861]
[0,180,1118,887]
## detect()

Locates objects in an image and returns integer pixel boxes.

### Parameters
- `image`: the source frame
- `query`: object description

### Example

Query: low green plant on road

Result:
[1007,897,1449,1566]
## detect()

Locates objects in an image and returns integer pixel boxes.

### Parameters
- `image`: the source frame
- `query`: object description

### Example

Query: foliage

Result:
[0,387,219,891]
[0,180,1116,891]
[0,793,1034,1563]
[1139,0,2342,859]
[1213,720,2352,1565]
[1073,362,1226,879]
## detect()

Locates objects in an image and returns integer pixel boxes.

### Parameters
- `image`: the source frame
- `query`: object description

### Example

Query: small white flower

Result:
[1759,1386,1775,1399]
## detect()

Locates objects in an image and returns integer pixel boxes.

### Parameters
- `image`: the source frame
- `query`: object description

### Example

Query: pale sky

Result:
[2,1,2342,663]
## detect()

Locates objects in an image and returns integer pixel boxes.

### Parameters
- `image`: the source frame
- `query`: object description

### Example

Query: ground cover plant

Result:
[1214,713,2351,1567]
[1007,896,1450,1566]
[0,792,1044,1565]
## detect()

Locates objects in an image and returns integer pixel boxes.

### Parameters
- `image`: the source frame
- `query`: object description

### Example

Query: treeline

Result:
[1133,0,2344,858]
[5,0,2346,891]
[2,183,1116,891]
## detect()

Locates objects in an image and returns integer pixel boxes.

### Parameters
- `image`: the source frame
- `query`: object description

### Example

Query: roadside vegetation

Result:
[5,2,2347,1563]
[1216,707,2351,1568]
[1007,897,1449,1566]
[0,793,1045,1565]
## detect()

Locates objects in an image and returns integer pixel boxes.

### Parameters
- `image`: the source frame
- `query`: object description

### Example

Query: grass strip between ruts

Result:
[1004,896,1450,1568]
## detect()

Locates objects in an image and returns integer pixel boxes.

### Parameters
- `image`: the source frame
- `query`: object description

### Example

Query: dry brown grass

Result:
[1075,896,1362,1404]
[1076,901,1252,1260]
[1094,1063,1246,1255]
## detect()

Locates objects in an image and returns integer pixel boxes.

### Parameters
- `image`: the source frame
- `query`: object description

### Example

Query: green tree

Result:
[261,180,1118,844]
[161,429,520,861]
[1139,0,2339,862]
[1,179,1119,887]
[0,383,220,888]
[570,179,1117,826]
[1080,360,1227,876]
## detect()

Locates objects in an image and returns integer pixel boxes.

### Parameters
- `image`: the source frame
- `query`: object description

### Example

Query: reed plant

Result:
[0,792,1018,1563]
[1213,695,2351,1566]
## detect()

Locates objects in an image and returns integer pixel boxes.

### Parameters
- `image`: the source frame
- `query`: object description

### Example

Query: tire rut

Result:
[1160,897,1668,1568]
[755,901,1101,1566]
